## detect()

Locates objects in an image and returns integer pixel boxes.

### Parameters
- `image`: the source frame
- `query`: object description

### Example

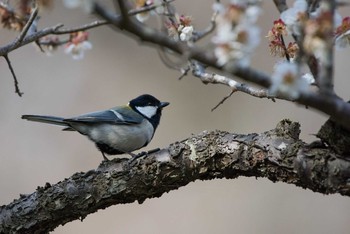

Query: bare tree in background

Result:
[1,0,350,233]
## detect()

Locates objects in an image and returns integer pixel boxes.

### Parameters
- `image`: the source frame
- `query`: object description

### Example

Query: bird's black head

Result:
[129,94,169,129]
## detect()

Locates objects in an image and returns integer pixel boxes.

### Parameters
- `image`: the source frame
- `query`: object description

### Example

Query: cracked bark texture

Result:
[1,119,350,233]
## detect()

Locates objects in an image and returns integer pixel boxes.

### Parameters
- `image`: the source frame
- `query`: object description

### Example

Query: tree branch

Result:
[1,120,349,233]
[0,24,64,56]
[94,3,350,130]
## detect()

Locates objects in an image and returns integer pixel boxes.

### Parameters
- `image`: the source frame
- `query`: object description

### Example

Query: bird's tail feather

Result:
[21,115,68,127]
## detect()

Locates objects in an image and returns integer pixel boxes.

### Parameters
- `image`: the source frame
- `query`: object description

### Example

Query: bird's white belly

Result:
[85,120,154,152]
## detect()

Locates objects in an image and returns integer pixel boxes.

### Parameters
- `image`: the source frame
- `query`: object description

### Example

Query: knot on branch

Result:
[274,119,301,140]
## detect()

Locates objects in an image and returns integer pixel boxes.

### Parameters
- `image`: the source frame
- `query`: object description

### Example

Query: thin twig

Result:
[280,35,290,61]
[192,62,277,100]
[3,54,23,97]
[192,11,217,42]
[178,66,190,80]
[52,20,109,35]
[211,90,234,111]
[14,7,39,46]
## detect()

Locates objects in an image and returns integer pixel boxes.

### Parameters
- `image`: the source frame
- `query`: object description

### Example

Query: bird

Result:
[22,94,169,160]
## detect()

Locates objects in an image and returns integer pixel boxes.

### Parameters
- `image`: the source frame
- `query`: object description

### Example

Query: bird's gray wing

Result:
[64,106,143,125]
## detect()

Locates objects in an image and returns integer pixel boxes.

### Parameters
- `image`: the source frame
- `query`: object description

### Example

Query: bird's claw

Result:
[128,148,161,164]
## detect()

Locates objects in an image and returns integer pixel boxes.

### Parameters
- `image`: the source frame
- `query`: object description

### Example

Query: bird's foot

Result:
[128,148,160,164]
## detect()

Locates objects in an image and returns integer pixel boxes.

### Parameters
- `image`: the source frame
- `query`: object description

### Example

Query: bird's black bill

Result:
[160,102,170,108]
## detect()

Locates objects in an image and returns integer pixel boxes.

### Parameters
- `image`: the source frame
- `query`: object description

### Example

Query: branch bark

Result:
[1,120,349,233]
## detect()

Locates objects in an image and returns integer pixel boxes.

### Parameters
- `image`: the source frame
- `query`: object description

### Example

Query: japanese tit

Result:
[22,94,169,160]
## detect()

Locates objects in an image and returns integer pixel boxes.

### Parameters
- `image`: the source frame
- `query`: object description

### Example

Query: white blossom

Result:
[212,20,236,44]
[212,2,261,66]
[179,26,194,41]
[280,0,307,35]
[136,13,150,22]
[335,30,350,48]
[335,17,350,49]
[63,0,93,13]
[270,62,309,99]
[302,73,315,85]
[64,41,92,60]
[245,6,261,24]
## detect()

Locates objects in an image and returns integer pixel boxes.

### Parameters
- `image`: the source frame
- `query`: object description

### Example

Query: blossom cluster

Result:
[0,0,53,32]
[335,17,350,48]
[0,1,93,60]
[165,15,194,42]
[267,19,299,59]
[64,32,92,60]
[268,0,349,61]
[267,0,349,99]
[211,0,261,67]
[0,3,27,31]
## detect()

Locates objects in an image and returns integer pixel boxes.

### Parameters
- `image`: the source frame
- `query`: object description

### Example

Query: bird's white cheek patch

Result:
[135,106,157,118]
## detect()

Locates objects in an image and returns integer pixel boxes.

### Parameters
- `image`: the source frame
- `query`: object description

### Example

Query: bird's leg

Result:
[101,152,109,161]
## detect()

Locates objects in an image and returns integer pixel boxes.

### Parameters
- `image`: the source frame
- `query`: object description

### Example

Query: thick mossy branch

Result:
[1,120,350,233]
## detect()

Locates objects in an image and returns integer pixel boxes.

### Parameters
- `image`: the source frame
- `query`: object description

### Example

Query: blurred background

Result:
[1,1,350,233]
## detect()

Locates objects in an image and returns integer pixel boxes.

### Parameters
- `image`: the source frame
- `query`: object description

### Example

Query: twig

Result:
[192,10,217,42]
[178,66,190,80]
[52,20,109,35]
[13,7,38,46]
[192,62,277,100]
[3,54,23,97]
[280,34,290,61]
[211,90,234,111]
